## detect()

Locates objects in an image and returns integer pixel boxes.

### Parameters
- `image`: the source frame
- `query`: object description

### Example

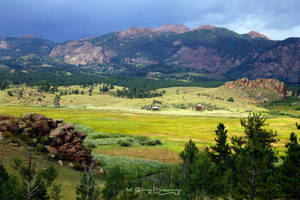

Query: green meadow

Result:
[0,103,299,161]
[1,84,300,164]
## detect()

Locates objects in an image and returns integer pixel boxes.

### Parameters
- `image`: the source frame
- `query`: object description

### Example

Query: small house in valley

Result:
[194,104,204,111]
[152,106,159,111]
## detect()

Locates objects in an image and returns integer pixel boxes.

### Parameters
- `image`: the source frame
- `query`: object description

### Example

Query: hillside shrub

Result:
[117,139,132,147]
[119,141,131,147]
[7,90,13,96]
[227,97,234,102]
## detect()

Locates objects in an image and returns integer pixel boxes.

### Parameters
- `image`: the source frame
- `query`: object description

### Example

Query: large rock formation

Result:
[0,113,93,167]
[224,78,287,98]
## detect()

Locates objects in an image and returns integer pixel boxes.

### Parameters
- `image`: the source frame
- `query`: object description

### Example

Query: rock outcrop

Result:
[224,78,286,97]
[0,113,93,167]
[49,40,114,66]
[247,31,270,40]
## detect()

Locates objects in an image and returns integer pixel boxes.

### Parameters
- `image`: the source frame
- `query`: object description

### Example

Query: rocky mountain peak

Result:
[247,31,269,40]
[194,25,217,31]
[119,27,156,38]
[156,24,190,33]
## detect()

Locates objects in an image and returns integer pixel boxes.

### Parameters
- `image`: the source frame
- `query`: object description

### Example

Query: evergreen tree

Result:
[279,123,300,199]
[53,95,61,107]
[0,164,21,200]
[209,123,231,165]
[179,139,199,177]
[231,113,279,200]
[0,80,9,90]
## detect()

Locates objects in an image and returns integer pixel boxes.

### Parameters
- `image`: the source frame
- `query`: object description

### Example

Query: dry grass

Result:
[94,146,180,164]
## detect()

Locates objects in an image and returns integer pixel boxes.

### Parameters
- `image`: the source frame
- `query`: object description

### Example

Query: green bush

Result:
[135,135,149,142]
[146,140,157,146]
[85,141,97,149]
[36,143,46,152]
[155,139,162,145]
[227,97,234,102]
[7,90,13,96]
[119,140,132,147]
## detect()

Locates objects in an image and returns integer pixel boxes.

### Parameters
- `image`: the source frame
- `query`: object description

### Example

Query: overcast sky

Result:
[0,0,299,42]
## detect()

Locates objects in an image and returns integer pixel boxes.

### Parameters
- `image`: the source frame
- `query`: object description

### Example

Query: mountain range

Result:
[1,25,299,83]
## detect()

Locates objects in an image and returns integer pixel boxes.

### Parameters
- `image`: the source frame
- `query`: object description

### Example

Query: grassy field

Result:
[0,104,299,159]
[1,85,299,161]
[0,84,270,116]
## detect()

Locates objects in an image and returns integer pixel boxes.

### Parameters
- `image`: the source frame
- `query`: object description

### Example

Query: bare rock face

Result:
[224,78,286,97]
[169,46,243,73]
[243,38,300,83]
[156,24,190,33]
[247,31,270,40]
[119,27,157,38]
[50,40,116,66]
[193,25,217,31]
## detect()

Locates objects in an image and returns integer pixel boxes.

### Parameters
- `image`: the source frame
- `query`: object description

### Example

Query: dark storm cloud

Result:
[0,0,299,42]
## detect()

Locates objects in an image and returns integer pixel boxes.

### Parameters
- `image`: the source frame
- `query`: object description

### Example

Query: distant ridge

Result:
[0,25,300,83]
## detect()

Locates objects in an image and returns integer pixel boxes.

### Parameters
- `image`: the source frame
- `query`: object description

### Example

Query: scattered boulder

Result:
[45,146,59,156]
[0,120,20,135]
[0,113,94,167]
[74,130,86,140]
[0,114,17,121]
[9,142,20,147]
[58,160,64,166]
[22,113,51,136]
[68,162,74,168]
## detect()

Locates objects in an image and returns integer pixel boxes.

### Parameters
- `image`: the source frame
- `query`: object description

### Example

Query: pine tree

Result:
[53,95,61,107]
[280,123,300,199]
[179,139,199,177]
[232,113,279,200]
[0,164,21,200]
[210,123,231,165]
